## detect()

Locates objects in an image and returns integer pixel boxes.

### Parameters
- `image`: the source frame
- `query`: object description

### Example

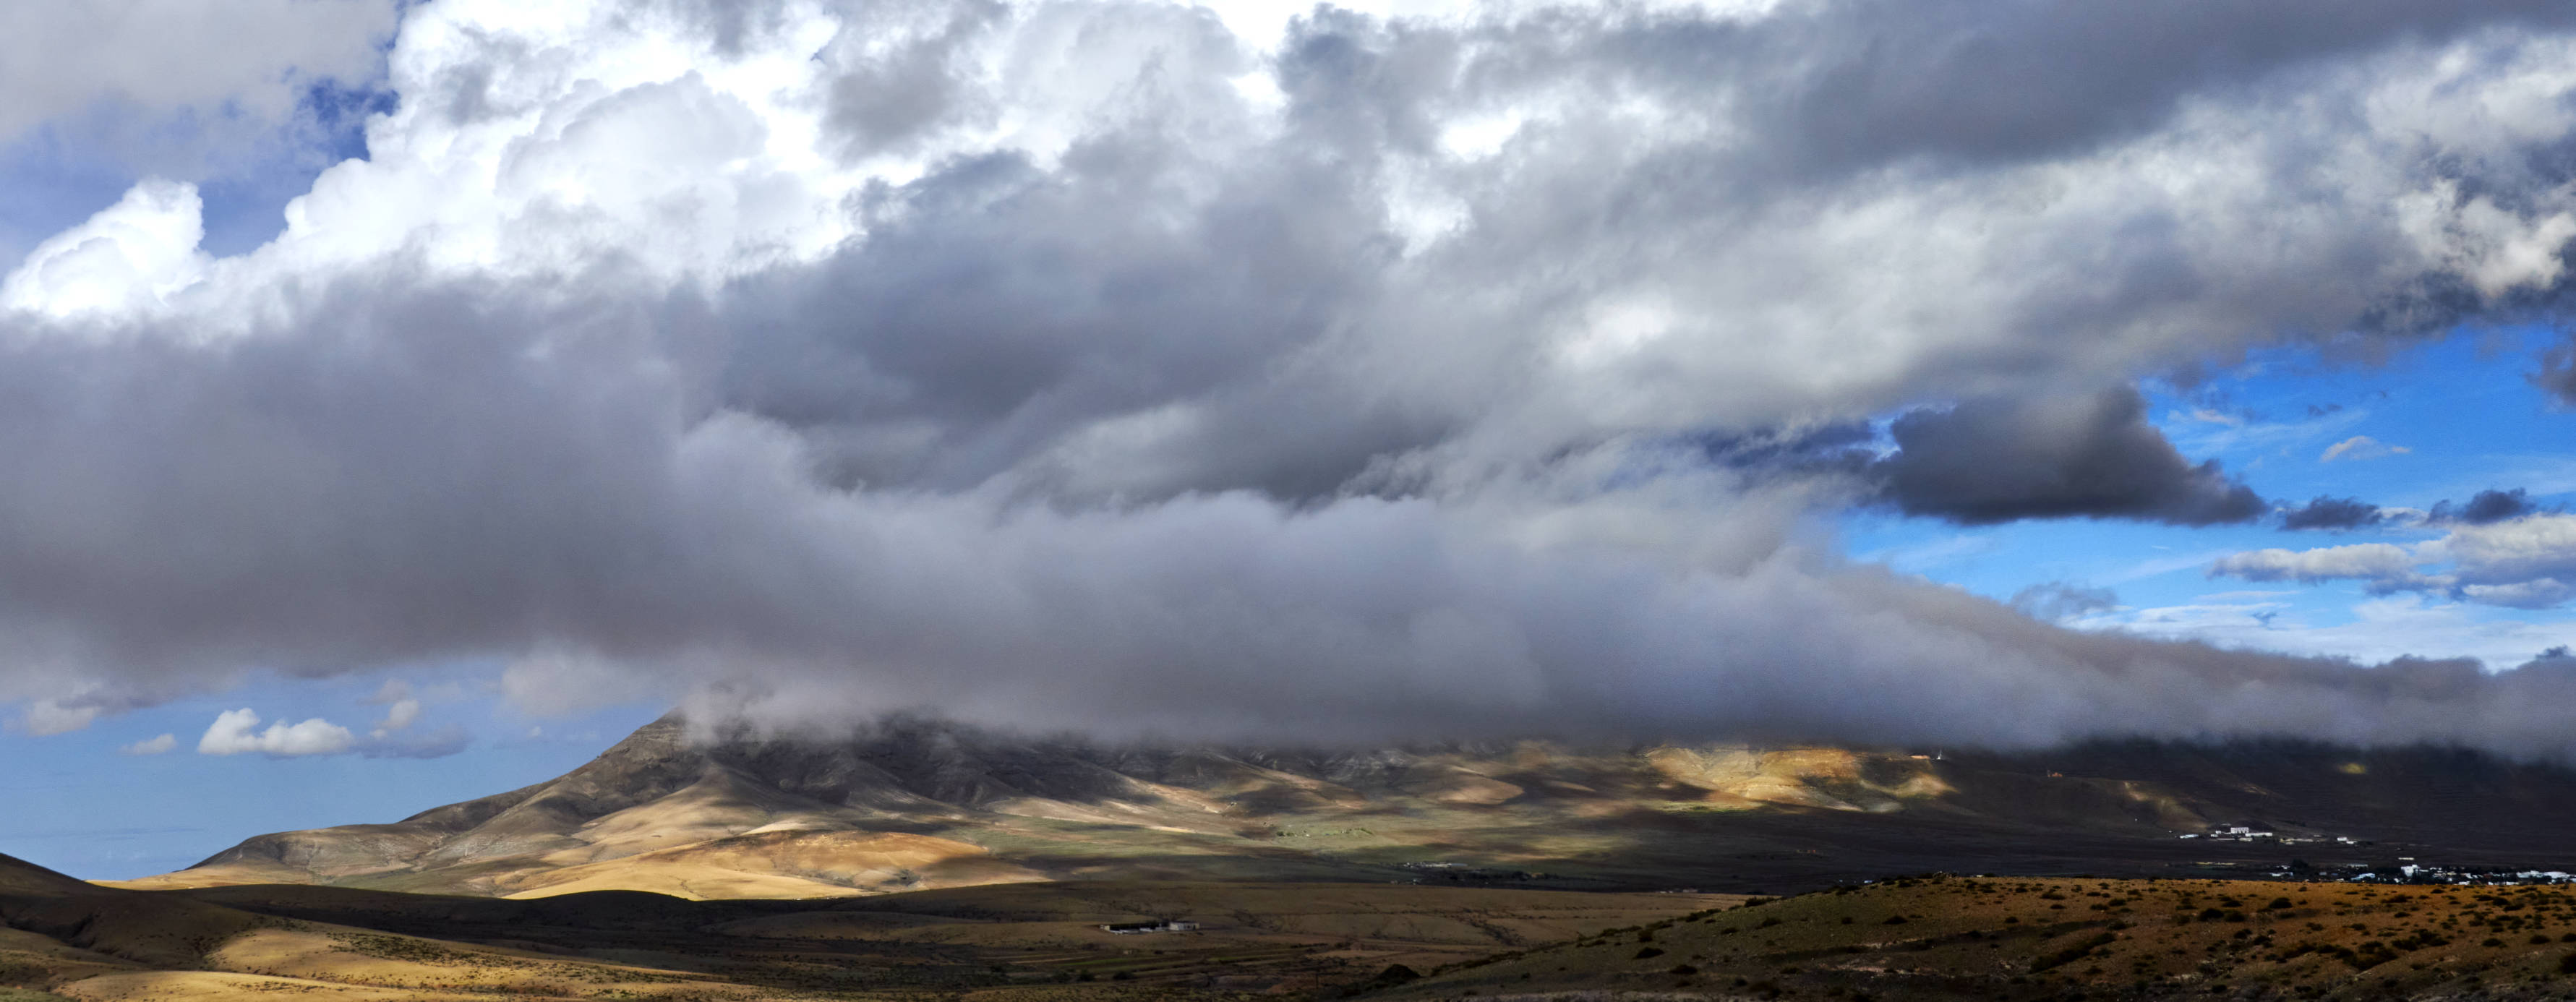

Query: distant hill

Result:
[107,714,2576,899]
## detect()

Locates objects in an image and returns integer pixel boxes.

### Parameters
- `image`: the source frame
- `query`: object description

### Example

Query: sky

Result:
[12,0,2576,879]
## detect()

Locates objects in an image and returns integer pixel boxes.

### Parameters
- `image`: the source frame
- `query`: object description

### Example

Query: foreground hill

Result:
[25,852,2576,1000]
[112,714,2576,899]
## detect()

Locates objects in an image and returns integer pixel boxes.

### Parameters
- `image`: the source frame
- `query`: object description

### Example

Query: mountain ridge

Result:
[114,714,2576,899]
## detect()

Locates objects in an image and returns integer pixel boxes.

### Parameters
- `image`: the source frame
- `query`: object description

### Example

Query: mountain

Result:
[111,714,2576,900]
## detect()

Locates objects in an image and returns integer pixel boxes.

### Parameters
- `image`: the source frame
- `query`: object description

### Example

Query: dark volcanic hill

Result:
[114,715,2576,898]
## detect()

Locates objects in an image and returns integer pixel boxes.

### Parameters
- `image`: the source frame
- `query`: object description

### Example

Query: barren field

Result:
[1388,874,2576,1001]
[26,842,2576,1000]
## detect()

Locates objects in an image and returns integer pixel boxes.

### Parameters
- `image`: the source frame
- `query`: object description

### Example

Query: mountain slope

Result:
[113,715,2576,899]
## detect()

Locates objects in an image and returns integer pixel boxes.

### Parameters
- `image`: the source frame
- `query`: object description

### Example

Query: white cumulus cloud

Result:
[196,708,356,757]
[0,179,211,319]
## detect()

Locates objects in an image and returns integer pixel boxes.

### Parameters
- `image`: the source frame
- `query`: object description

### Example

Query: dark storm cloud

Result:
[2431,488,2543,525]
[2282,495,2385,531]
[703,0,2576,506]
[684,0,2576,509]
[720,136,1421,500]
[1869,388,2264,526]
[1638,0,2576,177]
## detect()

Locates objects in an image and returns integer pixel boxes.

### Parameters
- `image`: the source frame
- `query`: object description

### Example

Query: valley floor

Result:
[20,861,2576,1001]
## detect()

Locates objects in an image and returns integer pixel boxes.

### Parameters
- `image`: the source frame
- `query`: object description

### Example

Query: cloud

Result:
[15,699,99,736]
[2458,579,2576,609]
[118,732,174,755]
[2212,512,2576,610]
[2010,581,2120,622]
[360,723,468,759]
[2430,487,2543,525]
[2435,511,2576,595]
[1,0,2575,753]
[2536,343,2576,404]
[2209,543,2425,586]
[2320,435,2410,462]
[1,179,210,319]
[196,708,356,757]
[2280,495,2386,531]
[364,678,419,737]
[1870,388,2264,526]
[374,698,419,735]
[0,1,395,144]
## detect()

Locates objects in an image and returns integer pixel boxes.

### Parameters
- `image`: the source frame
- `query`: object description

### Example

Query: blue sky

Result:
[0,670,663,879]
[1844,327,2576,669]
[12,0,2576,882]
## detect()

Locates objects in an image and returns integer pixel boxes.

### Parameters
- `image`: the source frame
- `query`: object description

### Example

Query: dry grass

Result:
[1385,875,2576,1001]
[13,848,1732,1002]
